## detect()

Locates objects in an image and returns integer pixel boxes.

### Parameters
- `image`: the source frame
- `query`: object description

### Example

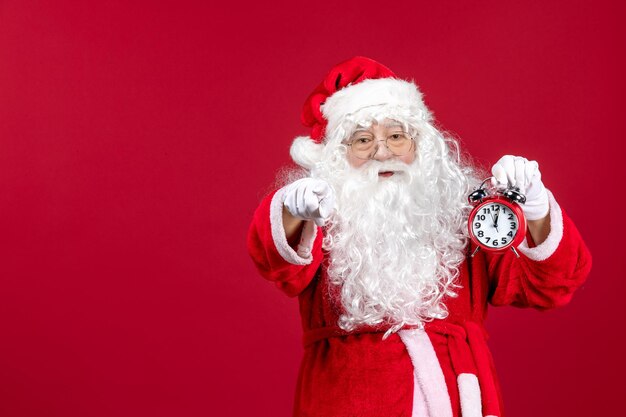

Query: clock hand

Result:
[493,210,499,233]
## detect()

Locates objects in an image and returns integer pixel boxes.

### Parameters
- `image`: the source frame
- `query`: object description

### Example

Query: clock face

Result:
[471,201,520,249]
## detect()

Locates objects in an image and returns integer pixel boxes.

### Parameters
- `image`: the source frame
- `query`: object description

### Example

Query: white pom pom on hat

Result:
[289,136,324,169]
[290,56,432,169]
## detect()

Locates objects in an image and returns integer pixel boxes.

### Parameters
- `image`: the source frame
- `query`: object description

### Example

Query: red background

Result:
[1,1,624,416]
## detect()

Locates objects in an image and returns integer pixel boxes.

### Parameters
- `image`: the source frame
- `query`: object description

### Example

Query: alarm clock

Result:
[467,178,527,257]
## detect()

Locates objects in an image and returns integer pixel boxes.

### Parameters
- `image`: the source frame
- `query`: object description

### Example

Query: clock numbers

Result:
[471,201,519,249]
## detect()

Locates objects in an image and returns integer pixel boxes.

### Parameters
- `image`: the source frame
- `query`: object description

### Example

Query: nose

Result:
[372,140,393,161]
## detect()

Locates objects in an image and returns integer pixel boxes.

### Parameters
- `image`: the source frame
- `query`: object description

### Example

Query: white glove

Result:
[491,155,549,220]
[283,178,336,226]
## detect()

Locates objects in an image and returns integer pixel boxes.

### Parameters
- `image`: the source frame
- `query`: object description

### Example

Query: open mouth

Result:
[378,171,395,177]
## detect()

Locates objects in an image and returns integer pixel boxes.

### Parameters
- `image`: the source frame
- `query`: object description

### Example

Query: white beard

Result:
[316,155,473,338]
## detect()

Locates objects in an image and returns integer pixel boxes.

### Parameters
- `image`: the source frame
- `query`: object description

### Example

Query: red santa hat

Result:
[290,56,433,169]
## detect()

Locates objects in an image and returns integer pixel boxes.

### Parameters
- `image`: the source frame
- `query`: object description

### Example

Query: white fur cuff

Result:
[517,189,563,261]
[269,189,318,265]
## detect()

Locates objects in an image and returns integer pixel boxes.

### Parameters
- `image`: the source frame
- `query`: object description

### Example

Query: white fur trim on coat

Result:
[399,329,453,417]
[518,189,563,261]
[410,366,431,417]
[457,373,483,417]
[269,188,318,265]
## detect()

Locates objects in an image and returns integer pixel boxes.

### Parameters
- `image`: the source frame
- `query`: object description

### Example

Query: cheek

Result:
[347,153,368,168]
[399,150,417,165]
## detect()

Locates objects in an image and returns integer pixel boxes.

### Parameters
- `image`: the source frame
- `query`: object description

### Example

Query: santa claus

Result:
[248,57,591,417]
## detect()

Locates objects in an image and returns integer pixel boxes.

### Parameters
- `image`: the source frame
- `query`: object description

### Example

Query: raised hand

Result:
[491,155,549,221]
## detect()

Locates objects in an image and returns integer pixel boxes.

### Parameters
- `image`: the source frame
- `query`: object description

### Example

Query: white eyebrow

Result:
[351,126,373,135]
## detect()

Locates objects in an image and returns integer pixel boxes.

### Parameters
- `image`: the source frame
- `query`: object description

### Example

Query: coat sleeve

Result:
[247,189,325,297]
[485,191,592,309]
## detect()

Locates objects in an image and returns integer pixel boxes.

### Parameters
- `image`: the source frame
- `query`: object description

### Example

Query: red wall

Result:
[1,1,623,416]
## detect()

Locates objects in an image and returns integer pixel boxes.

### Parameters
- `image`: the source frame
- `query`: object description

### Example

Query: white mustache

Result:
[358,160,412,182]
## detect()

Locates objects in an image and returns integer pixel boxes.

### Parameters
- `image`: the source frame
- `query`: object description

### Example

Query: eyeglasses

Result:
[345,132,415,160]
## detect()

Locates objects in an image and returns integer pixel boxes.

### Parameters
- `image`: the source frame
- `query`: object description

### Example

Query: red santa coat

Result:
[247,189,592,417]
